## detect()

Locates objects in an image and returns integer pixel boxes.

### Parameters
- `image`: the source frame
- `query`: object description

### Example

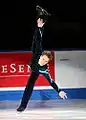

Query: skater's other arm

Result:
[41,71,67,99]
[41,72,61,93]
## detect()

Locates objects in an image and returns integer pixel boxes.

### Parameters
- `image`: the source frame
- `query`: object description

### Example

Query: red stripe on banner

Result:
[0,51,55,87]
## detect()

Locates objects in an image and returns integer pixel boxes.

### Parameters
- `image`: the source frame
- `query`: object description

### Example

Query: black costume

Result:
[17,6,61,112]
[17,26,61,112]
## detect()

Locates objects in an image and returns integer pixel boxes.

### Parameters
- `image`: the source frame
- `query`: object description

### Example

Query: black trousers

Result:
[19,71,60,108]
[19,71,39,108]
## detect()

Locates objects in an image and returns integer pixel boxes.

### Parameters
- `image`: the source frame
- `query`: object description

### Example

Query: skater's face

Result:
[39,55,49,66]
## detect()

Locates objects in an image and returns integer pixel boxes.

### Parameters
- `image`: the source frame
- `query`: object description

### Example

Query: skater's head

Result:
[38,51,53,66]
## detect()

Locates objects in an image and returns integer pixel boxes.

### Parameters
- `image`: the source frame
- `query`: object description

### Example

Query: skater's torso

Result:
[30,53,48,73]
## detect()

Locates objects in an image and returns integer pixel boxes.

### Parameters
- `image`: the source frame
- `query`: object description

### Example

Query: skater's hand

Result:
[59,91,67,99]
[37,18,45,28]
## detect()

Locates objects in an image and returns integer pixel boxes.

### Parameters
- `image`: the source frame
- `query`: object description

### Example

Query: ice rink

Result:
[0,99,86,120]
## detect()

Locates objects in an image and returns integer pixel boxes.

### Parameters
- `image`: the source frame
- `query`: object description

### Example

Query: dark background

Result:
[0,0,85,51]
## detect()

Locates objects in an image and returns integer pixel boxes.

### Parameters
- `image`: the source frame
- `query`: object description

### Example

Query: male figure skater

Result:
[17,6,67,112]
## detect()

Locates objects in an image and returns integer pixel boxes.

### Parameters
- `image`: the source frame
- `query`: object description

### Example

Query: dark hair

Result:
[42,51,53,61]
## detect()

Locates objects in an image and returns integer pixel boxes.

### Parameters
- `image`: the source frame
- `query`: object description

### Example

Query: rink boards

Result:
[0,51,86,100]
